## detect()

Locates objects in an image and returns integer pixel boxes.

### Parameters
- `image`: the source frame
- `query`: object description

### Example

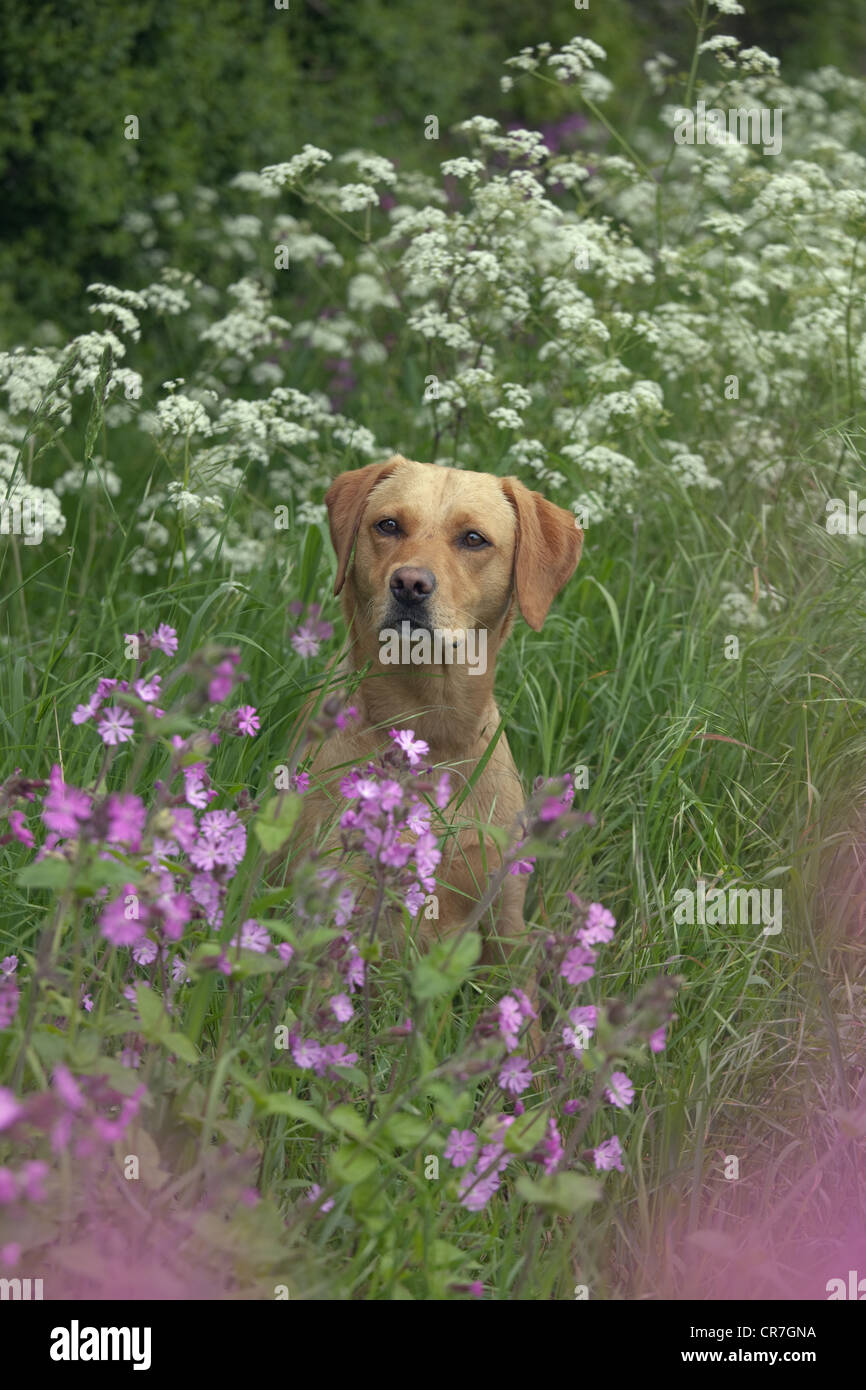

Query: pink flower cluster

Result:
[68,625,258,747]
[97,802,251,951]
[448,1116,514,1211]
[30,758,262,974]
[0,772,47,850]
[337,728,449,915]
[0,1068,146,1199]
[72,625,178,744]
[508,771,589,876]
[445,1111,565,1211]
[0,631,277,1002]
[289,602,334,659]
[497,990,537,1051]
[449,892,662,1201]
[289,1036,359,1076]
[558,899,616,991]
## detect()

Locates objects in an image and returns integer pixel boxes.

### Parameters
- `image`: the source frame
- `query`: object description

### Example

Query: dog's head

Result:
[325,455,582,667]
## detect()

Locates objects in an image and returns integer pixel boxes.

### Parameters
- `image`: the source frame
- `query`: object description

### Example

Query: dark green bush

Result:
[1,0,862,338]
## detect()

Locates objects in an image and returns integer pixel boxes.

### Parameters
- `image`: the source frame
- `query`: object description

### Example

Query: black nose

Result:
[390,566,436,607]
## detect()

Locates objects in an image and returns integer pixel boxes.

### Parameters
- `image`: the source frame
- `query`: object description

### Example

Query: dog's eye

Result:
[461,530,489,549]
[375,518,400,536]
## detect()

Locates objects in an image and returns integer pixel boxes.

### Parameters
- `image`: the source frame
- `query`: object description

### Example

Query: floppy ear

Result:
[501,476,583,631]
[325,456,405,595]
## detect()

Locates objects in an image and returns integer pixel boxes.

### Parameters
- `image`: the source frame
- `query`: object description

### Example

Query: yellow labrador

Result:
[296,454,582,961]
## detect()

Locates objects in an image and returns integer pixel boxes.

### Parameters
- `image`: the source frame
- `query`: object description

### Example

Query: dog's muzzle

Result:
[387,566,436,629]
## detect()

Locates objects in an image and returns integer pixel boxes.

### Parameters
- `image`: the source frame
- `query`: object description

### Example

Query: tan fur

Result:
[294,455,583,960]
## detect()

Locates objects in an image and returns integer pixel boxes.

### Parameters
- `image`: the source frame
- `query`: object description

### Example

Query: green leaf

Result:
[329,1063,367,1088]
[411,931,481,1002]
[17,858,73,891]
[153,716,197,740]
[175,744,213,767]
[515,1172,602,1213]
[226,950,286,979]
[330,1142,379,1185]
[263,1093,334,1134]
[255,918,298,943]
[430,1239,467,1270]
[504,1107,549,1155]
[101,1010,139,1037]
[425,1081,473,1128]
[213,1117,254,1149]
[283,925,342,952]
[350,1178,390,1233]
[74,1056,146,1094]
[161,1031,199,1064]
[68,1033,100,1066]
[250,888,295,914]
[18,851,137,896]
[190,943,223,967]
[29,1028,69,1064]
[231,1065,269,1106]
[74,857,137,895]
[185,973,216,1045]
[253,793,302,854]
[330,1104,369,1140]
[136,985,168,1039]
[383,1113,430,1150]
[43,990,73,1018]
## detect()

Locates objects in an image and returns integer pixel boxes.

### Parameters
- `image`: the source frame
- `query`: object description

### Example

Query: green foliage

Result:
[515,1172,602,1213]
[3,0,864,337]
[411,932,482,1002]
[0,0,642,336]
[253,793,302,853]
[1,1,865,1303]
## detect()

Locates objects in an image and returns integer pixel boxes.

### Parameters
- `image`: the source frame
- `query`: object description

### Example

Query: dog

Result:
[294,454,583,964]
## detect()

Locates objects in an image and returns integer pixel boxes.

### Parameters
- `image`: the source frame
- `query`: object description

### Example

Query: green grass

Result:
[2,8,866,1299]
[2,435,864,1298]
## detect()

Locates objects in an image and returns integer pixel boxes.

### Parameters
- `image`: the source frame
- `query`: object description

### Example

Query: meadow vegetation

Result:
[1,4,865,1298]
